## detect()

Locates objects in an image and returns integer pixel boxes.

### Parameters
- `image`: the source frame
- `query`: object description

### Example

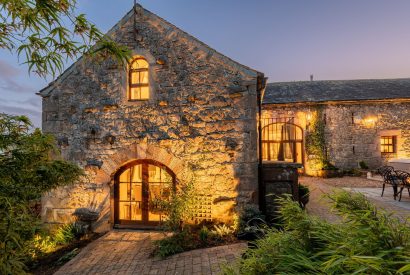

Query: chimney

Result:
[310,74,313,81]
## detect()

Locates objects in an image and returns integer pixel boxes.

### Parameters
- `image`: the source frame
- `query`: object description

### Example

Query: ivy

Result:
[305,107,327,169]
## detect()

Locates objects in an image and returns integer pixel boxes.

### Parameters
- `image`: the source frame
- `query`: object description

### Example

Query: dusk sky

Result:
[1,0,410,127]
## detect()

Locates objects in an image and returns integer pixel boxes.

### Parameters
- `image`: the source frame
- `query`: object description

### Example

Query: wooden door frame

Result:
[113,159,176,228]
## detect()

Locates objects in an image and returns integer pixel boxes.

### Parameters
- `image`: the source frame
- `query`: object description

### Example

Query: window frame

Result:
[380,136,397,154]
[261,122,304,163]
[128,57,150,101]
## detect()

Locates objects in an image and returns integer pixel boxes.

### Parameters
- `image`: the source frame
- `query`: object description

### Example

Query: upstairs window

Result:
[129,57,149,100]
[380,136,396,154]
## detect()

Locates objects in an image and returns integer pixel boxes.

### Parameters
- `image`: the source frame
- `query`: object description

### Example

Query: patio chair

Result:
[377,166,399,199]
[395,170,410,202]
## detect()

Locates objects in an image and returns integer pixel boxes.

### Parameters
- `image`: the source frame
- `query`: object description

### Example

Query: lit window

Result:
[129,57,149,100]
[380,136,396,154]
[262,122,303,163]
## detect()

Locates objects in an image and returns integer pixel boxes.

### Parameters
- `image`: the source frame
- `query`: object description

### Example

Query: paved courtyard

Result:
[55,230,246,275]
[301,176,410,222]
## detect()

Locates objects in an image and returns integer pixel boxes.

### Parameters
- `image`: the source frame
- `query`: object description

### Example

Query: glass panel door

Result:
[118,164,143,222]
[147,164,173,222]
[115,161,175,226]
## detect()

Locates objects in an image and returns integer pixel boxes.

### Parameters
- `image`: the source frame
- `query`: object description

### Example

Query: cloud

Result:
[0,59,20,77]
[0,59,37,93]
[0,104,42,128]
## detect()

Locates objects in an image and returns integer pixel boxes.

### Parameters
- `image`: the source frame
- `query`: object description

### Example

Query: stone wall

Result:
[40,6,260,231]
[263,101,410,174]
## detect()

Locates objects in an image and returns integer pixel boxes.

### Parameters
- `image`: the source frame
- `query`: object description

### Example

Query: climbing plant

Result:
[305,107,327,169]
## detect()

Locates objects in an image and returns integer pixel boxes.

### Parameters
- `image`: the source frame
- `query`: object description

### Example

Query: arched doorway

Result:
[262,122,304,164]
[114,159,176,228]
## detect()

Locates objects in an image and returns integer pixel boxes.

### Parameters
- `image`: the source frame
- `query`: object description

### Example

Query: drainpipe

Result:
[257,74,267,213]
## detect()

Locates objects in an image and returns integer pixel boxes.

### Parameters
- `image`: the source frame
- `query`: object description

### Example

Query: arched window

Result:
[262,122,304,163]
[129,57,149,100]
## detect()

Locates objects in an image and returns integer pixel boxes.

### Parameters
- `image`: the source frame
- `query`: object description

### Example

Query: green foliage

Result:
[0,0,131,77]
[153,181,196,232]
[359,160,369,170]
[199,226,210,243]
[0,114,83,274]
[26,223,83,259]
[210,224,235,240]
[238,205,265,232]
[226,191,410,274]
[153,229,194,259]
[305,107,327,169]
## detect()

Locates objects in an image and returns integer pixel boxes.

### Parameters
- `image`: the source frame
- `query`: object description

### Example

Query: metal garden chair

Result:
[395,170,410,202]
[377,166,399,199]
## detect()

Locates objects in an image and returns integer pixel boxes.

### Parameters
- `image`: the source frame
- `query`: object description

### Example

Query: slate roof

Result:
[263,78,410,104]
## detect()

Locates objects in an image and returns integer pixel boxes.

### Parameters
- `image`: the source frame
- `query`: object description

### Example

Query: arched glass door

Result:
[114,160,175,227]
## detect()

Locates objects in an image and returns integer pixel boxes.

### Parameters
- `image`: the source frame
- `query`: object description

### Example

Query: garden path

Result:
[55,230,246,275]
[301,176,410,222]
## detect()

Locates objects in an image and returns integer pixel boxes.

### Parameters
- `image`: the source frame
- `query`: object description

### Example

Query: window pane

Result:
[130,165,142,182]
[132,183,142,202]
[119,183,130,201]
[140,86,149,99]
[130,87,141,100]
[140,70,149,84]
[131,58,149,69]
[119,202,130,220]
[119,168,130,182]
[131,72,139,84]
[130,202,142,221]
[148,165,161,182]
[135,58,148,69]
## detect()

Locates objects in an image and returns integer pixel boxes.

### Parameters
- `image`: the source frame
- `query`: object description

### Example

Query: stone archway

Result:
[90,143,188,229]
[113,159,176,228]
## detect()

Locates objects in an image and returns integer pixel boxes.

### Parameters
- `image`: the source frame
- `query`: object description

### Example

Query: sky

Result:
[2,0,410,127]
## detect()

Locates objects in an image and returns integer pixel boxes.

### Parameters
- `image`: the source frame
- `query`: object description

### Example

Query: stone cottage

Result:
[262,79,410,175]
[38,5,265,231]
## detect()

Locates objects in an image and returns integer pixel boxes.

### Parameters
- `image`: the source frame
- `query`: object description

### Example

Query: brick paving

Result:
[55,230,247,275]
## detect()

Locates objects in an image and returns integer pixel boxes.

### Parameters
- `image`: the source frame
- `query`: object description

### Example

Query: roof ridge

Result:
[38,4,261,97]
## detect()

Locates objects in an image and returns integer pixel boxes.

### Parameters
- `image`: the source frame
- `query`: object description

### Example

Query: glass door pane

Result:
[147,164,172,222]
[118,165,143,222]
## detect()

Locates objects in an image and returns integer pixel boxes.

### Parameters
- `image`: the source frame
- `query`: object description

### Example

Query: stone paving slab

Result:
[301,176,410,222]
[55,230,247,275]
[344,187,410,220]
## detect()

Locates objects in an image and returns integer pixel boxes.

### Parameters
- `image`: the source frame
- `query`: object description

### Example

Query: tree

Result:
[0,114,83,274]
[0,0,131,77]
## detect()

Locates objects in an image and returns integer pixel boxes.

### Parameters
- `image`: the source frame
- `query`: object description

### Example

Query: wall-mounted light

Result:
[362,116,377,128]
[306,112,313,122]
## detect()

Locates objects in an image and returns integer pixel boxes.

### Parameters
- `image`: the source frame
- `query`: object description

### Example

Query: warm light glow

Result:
[362,116,378,128]
[306,112,312,121]
[129,56,149,100]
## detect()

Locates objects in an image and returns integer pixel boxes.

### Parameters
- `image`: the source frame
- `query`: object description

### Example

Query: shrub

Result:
[225,191,410,274]
[238,205,265,232]
[153,181,196,232]
[153,228,195,258]
[210,224,235,240]
[0,114,83,274]
[359,160,369,170]
[199,226,210,243]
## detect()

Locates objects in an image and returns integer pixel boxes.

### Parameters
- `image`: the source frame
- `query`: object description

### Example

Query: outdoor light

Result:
[306,112,313,121]
[362,116,378,128]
